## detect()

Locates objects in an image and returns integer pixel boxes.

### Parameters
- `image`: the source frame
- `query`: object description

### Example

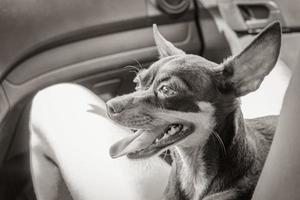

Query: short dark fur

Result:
[165,111,277,200]
[107,22,281,200]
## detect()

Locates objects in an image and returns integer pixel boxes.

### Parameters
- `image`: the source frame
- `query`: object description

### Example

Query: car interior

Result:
[0,0,299,199]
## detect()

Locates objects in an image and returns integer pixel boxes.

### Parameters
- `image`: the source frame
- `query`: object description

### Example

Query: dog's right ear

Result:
[153,24,185,58]
[218,21,281,97]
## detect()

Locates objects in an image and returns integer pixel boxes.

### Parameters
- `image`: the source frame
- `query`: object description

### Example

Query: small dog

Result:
[106,22,281,200]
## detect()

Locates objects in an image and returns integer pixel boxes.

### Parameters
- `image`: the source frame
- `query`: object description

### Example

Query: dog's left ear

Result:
[219,22,281,97]
[153,24,185,58]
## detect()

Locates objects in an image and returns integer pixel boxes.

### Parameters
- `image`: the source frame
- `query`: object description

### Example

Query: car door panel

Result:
[0,0,196,81]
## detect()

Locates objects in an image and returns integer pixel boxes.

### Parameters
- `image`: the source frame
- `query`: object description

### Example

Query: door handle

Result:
[218,0,285,33]
[238,1,284,33]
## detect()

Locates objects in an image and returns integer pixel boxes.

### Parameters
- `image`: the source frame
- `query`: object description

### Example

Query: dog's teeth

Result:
[162,134,168,140]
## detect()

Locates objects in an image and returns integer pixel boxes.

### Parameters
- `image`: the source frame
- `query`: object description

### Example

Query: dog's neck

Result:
[174,100,257,199]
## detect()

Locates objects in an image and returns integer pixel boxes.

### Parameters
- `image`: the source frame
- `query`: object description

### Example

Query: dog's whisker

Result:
[210,129,227,156]
[132,58,144,70]
[124,65,140,73]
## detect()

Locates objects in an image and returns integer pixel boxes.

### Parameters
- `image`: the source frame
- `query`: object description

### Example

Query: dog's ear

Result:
[219,22,281,97]
[153,24,185,58]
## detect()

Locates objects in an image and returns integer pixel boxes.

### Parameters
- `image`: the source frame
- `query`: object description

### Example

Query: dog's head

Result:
[107,22,281,159]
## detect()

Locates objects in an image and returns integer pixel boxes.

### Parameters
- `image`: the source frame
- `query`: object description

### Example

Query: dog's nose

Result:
[106,102,124,115]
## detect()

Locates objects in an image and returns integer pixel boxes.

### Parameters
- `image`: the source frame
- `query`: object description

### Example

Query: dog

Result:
[106,22,281,200]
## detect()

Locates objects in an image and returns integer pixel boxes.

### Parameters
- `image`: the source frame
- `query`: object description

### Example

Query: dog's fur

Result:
[106,22,281,200]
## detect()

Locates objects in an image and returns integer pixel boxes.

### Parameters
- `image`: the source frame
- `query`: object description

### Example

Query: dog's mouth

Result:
[109,123,194,159]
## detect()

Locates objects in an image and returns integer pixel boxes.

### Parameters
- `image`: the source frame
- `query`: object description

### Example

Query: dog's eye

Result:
[158,85,176,97]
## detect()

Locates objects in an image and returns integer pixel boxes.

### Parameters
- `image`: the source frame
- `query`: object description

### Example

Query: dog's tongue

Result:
[109,128,161,158]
